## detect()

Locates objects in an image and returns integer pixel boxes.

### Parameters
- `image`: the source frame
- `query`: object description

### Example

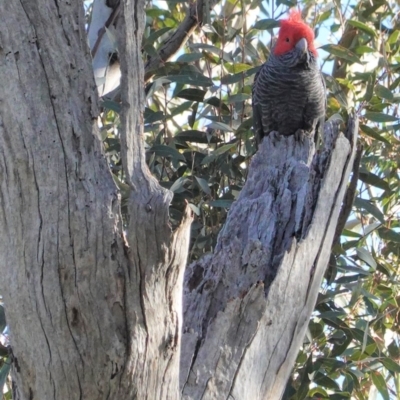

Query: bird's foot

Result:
[269,131,281,146]
[294,129,306,142]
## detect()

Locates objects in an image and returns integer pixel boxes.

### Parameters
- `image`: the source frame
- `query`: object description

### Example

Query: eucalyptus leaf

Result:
[0,360,10,397]
[378,227,400,243]
[360,124,390,144]
[347,20,377,37]
[356,248,377,269]
[320,44,361,64]
[354,198,384,223]
[101,99,121,114]
[206,121,232,132]
[176,53,204,63]
[201,143,236,165]
[145,27,172,44]
[253,19,280,30]
[175,130,221,144]
[149,145,186,162]
[371,371,389,400]
[209,199,234,208]
[195,176,211,195]
[358,172,390,191]
[176,88,206,102]
[375,84,393,101]
[170,177,187,193]
[0,305,6,332]
[166,74,213,87]
[364,111,398,123]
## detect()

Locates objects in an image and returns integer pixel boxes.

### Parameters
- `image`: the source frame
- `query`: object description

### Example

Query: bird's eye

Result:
[285,38,290,42]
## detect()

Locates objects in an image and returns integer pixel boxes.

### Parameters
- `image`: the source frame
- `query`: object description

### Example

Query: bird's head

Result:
[274,10,317,61]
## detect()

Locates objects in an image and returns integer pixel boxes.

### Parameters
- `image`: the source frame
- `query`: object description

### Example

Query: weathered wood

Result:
[0,2,124,398]
[181,119,358,399]
[117,0,193,396]
[0,1,191,399]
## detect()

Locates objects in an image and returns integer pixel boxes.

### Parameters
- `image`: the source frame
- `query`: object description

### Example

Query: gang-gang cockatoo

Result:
[252,10,326,144]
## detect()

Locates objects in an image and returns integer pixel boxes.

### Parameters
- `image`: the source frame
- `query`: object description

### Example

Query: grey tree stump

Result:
[181,119,358,400]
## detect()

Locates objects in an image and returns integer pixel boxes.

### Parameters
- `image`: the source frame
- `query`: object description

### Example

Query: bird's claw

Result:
[294,129,306,143]
[269,131,281,146]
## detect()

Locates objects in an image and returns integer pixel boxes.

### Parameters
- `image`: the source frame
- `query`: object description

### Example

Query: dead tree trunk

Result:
[180,119,358,399]
[0,2,357,400]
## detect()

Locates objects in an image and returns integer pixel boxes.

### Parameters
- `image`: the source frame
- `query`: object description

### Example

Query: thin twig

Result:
[332,144,363,247]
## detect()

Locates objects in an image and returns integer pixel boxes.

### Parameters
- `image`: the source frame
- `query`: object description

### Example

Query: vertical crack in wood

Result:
[181,117,358,399]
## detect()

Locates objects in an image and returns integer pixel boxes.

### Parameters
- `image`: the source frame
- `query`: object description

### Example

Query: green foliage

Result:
[0,358,10,400]
[0,305,9,398]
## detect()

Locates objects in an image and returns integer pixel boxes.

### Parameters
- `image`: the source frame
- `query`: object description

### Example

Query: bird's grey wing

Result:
[253,103,265,145]
[304,69,326,144]
[316,71,327,144]
[252,69,265,145]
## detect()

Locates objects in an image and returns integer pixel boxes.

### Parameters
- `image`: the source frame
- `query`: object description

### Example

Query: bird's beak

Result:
[295,38,308,54]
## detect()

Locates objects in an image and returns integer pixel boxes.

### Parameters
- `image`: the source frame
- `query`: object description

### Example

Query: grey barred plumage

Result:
[252,12,326,145]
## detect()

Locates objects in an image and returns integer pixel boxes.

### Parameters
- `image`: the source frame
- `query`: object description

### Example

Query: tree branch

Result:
[118,2,193,397]
[144,0,219,83]
[332,143,363,247]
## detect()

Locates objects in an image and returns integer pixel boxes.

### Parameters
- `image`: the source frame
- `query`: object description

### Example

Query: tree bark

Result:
[0,1,191,399]
[180,119,358,399]
[0,1,357,400]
